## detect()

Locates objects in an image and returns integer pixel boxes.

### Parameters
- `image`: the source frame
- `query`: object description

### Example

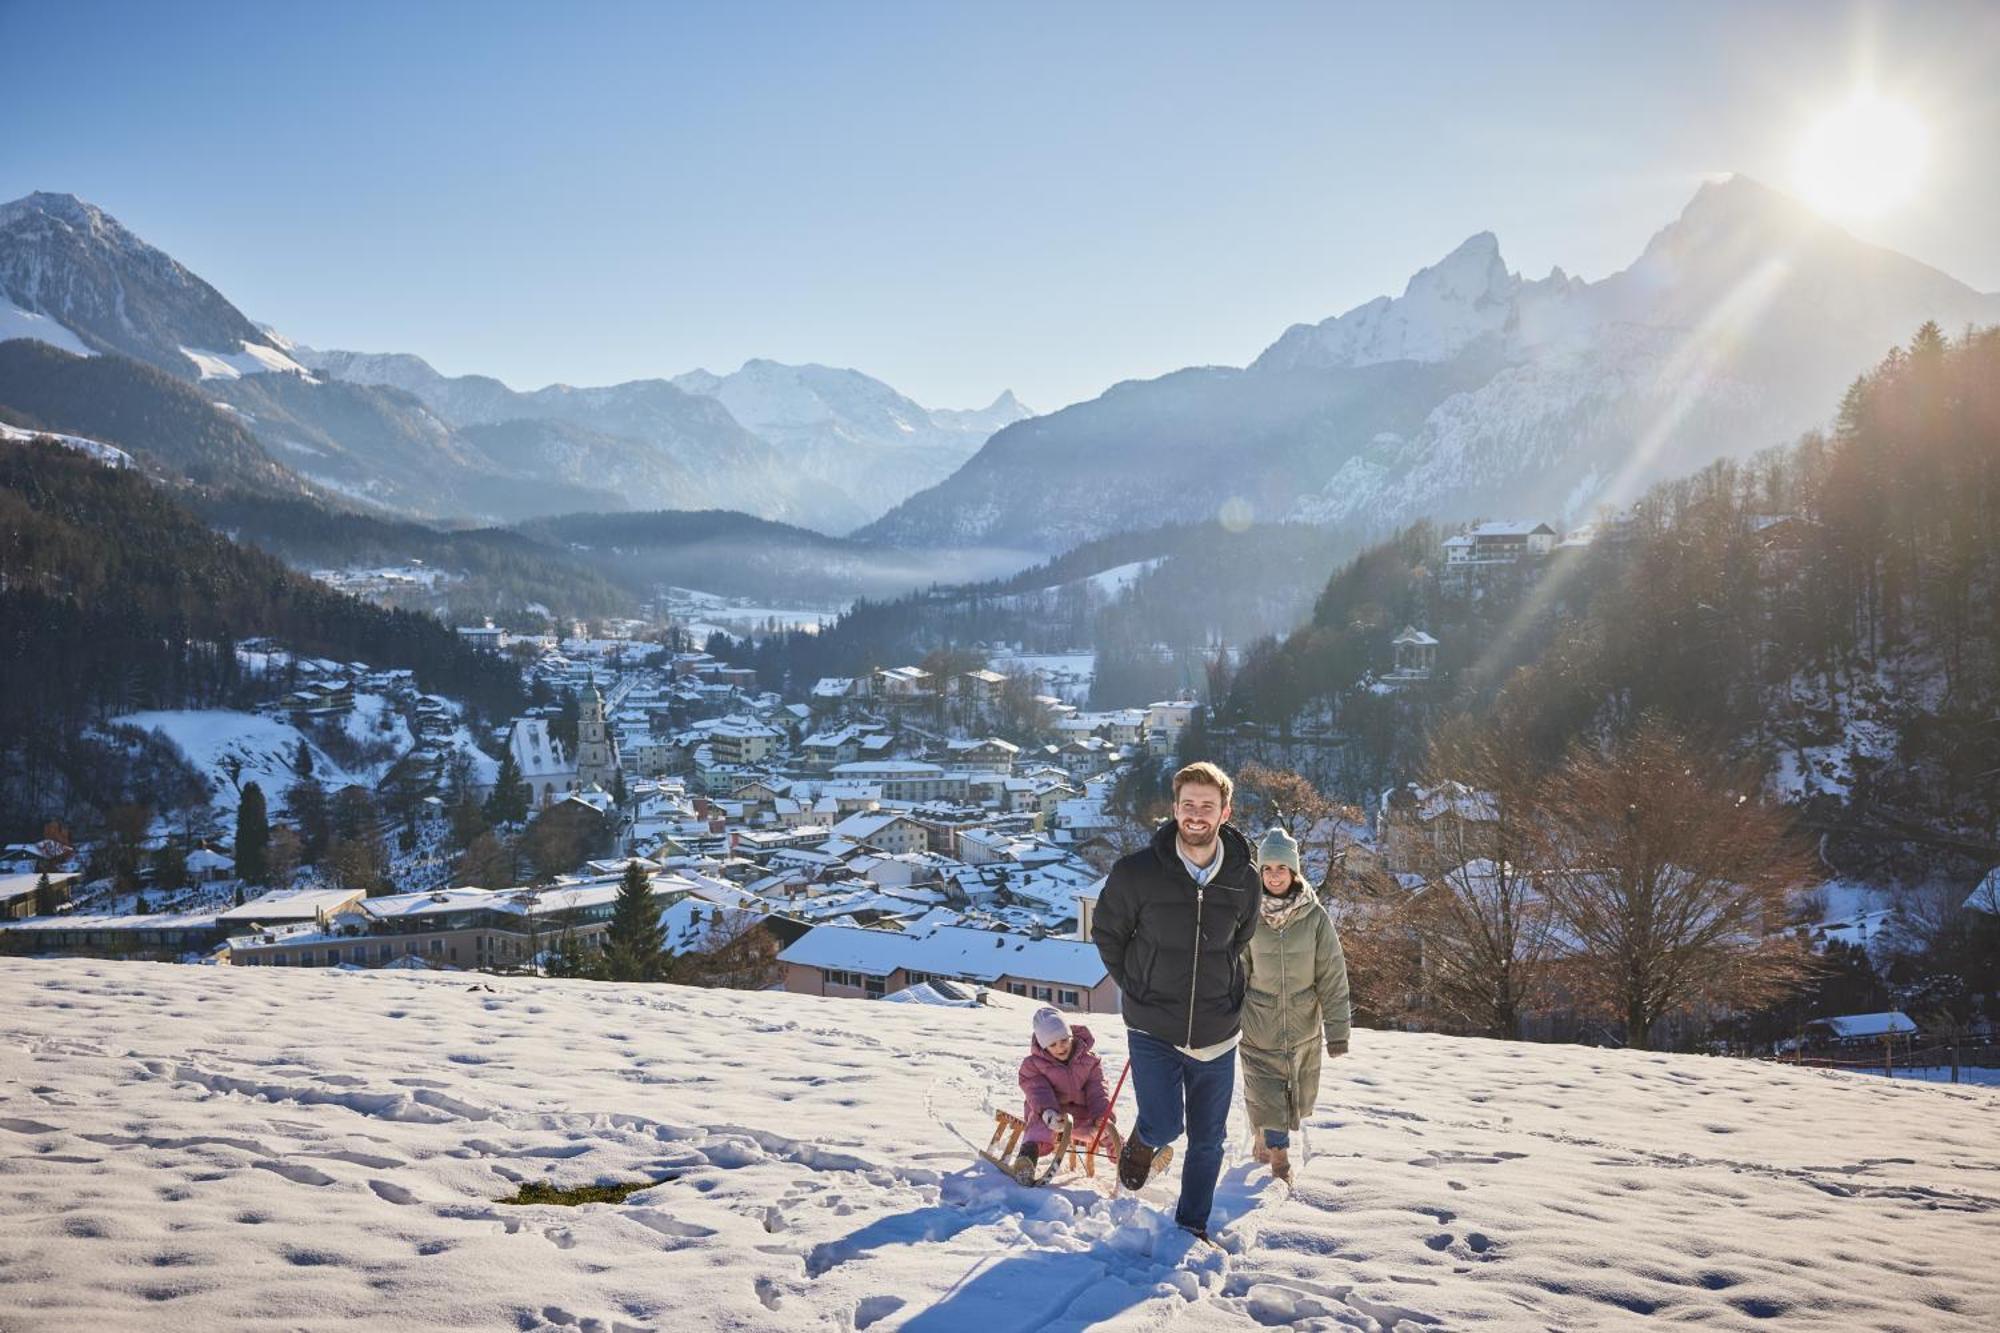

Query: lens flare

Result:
[1793,93,1927,220]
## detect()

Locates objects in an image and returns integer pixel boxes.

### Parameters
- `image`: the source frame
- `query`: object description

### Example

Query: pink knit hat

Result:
[1033,1006,1072,1049]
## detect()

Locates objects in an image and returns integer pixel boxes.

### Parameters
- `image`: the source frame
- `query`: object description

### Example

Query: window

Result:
[429,938,443,957]
[378,943,391,962]
[1058,989,1081,1007]
[1031,985,1054,1003]
[1008,983,1027,996]
[864,977,886,997]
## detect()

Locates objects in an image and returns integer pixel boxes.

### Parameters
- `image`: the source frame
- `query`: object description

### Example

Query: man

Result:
[1090,761,1260,1240]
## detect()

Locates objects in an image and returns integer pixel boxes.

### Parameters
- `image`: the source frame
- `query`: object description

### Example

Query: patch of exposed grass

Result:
[498,1179,655,1207]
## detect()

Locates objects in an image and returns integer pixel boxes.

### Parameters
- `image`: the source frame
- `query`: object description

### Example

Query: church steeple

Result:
[573,676,621,791]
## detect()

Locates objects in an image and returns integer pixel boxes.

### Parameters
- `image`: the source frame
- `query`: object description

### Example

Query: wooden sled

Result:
[978,1111,1168,1190]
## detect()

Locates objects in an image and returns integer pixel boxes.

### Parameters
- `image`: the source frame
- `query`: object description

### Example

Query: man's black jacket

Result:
[1091,819,1261,1049]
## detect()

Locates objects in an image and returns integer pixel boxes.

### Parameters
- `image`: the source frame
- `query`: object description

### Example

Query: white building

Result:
[1388,626,1440,682]
[1443,521,1558,570]
[509,717,576,808]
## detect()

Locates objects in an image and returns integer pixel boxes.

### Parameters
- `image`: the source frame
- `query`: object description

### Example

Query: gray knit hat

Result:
[1256,826,1301,873]
[1033,1005,1072,1049]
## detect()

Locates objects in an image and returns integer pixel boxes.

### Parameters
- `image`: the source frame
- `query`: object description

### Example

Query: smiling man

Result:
[1090,761,1261,1241]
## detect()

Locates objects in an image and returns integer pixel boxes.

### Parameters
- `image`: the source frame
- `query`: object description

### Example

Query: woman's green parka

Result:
[1239,893,1351,1131]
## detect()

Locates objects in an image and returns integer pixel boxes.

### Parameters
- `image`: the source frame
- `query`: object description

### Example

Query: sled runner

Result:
[977,1106,1172,1189]
[979,1110,1076,1185]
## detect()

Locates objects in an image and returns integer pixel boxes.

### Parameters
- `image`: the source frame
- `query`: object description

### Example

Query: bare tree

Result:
[1536,722,1813,1049]
[1321,864,1422,1030]
[1234,762,1362,883]
[670,909,782,990]
[1402,722,1559,1039]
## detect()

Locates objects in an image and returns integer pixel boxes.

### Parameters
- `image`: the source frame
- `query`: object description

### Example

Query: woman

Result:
[1240,826,1351,1184]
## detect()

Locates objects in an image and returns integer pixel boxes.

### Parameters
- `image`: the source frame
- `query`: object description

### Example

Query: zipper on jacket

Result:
[1187,885,1205,1047]
[1278,912,1288,1048]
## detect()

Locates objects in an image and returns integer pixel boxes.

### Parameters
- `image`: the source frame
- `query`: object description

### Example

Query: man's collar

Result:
[1175,834,1221,870]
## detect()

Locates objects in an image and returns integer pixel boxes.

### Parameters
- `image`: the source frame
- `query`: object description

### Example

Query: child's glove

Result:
[1041,1109,1064,1129]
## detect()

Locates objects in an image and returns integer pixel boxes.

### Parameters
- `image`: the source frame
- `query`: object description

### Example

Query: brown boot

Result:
[1252,1140,1273,1166]
[1269,1147,1292,1184]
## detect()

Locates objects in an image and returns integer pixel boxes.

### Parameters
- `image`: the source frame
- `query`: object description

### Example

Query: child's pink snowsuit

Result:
[1018,1023,1113,1149]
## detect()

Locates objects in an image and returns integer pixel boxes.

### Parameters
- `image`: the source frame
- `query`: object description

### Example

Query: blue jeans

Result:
[1263,1128,1290,1149]
[1127,1028,1235,1231]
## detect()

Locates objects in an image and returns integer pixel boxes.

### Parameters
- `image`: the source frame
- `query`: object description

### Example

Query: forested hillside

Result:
[711,521,1356,699]
[0,339,306,494]
[196,492,637,624]
[1224,322,2000,869]
[0,441,526,835]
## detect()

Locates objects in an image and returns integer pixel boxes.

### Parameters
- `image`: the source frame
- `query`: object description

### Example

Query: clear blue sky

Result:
[5,0,1996,411]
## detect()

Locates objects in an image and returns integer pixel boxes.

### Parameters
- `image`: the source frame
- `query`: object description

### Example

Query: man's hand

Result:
[1326,1040,1348,1058]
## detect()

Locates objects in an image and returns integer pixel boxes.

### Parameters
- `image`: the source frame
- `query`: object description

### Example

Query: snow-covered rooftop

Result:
[1807,1011,1920,1040]
[780,922,1108,987]
[216,885,366,925]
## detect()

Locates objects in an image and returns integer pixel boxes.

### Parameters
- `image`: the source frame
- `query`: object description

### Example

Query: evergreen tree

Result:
[105,803,153,893]
[449,792,490,851]
[295,739,314,779]
[601,859,666,983]
[485,749,529,825]
[610,767,628,807]
[266,826,302,886]
[235,782,270,885]
[287,778,330,864]
[33,872,56,915]
[151,844,189,896]
[548,689,581,756]
[331,785,378,841]
[545,926,597,979]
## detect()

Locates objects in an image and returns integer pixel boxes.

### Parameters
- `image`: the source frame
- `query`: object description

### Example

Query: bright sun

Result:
[1793,93,1928,219]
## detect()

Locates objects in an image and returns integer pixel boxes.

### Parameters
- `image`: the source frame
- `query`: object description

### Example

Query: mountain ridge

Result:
[862,175,2000,551]
[0,192,1028,532]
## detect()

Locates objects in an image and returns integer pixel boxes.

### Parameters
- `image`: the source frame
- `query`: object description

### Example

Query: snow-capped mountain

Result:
[286,346,800,521]
[865,176,2000,551]
[300,348,1031,533]
[0,192,313,381]
[0,193,1023,530]
[0,195,788,522]
[669,359,1032,532]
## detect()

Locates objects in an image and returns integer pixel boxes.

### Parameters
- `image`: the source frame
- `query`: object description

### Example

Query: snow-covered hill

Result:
[866,176,2000,551]
[0,420,132,468]
[4,960,1993,1330]
[112,698,427,818]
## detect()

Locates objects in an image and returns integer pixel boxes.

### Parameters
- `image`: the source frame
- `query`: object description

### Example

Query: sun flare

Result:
[1793,93,1928,220]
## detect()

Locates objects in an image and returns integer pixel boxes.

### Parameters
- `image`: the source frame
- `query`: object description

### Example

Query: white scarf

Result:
[1259,885,1315,932]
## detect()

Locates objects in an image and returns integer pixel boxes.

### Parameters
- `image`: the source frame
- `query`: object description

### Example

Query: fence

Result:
[1777,1040,2000,1084]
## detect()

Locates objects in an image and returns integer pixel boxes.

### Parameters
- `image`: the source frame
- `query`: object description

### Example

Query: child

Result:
[1013,1006,1114,1184]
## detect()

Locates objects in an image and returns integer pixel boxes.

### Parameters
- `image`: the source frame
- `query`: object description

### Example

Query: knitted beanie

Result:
[1256,826,1302,874]
[1033,1005,1072,1049]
